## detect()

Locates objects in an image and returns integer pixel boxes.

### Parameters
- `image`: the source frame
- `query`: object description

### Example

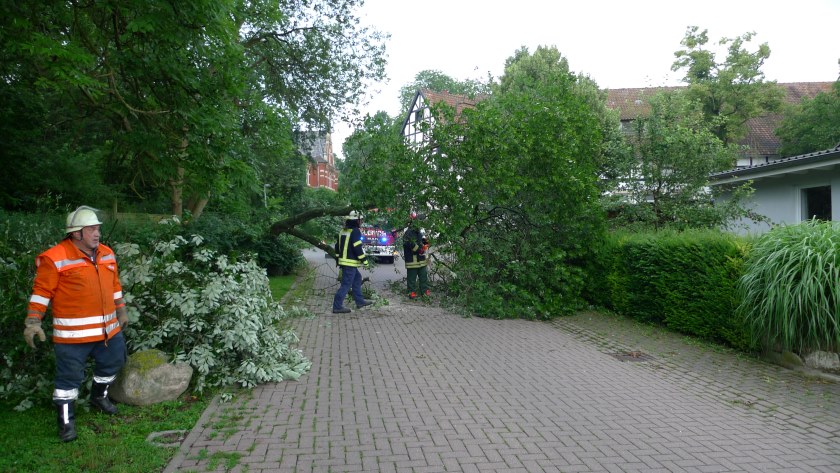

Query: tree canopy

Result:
[672,26,785,144]
[0,0,387,217]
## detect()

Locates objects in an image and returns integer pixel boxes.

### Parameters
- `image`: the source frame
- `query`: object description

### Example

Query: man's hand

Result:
[117,307,129,329]
[23,317,46,349]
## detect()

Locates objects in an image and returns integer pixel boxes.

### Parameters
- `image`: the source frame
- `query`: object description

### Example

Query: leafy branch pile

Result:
[117,226,311,394]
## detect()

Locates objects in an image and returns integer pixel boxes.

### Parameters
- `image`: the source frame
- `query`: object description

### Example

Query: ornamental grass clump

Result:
[115,228,311,394]
[737,220,840,353]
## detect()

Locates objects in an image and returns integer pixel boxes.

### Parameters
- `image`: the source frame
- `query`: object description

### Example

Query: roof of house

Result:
[709,143,840,184]
[295,131,330,163]
[406,82,834,160]
[417,89,485,115]
[605,82,834,158]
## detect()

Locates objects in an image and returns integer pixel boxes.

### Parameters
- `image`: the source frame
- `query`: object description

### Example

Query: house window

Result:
[801,185,831,221]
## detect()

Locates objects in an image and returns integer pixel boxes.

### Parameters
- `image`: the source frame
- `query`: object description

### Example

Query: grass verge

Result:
[269,272,297,301]
[0,396,210,473]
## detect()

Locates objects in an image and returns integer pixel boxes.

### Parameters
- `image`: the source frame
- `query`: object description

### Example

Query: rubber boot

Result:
[56,401,77,442]
[90,382,118,415]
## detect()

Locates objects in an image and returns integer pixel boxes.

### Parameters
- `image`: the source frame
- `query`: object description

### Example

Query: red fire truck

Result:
[360,223,398,264]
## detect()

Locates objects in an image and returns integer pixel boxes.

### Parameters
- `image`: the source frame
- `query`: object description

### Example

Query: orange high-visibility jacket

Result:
[27,239,125,344]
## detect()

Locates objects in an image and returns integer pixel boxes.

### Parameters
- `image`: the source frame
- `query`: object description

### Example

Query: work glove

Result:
[117,306,129,329]
[23,317,46,349]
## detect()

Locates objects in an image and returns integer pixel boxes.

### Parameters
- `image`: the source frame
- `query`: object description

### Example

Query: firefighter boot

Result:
[56,401,77,442]
[90,382,118,415]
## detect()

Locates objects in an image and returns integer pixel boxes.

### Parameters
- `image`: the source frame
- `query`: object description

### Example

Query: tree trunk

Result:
[188,194,210,221]
[170,166,184,218]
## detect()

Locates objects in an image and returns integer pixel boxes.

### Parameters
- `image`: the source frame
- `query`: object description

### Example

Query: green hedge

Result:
[586,229,752,350]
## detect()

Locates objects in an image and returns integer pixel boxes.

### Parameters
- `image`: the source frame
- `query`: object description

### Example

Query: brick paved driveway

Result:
[166,257,840,473]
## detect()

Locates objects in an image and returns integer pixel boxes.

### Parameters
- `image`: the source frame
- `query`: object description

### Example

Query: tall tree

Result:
[672,26,785,145]
[776,80,840,156]
[0,0,387,218]
[496,46,634,194]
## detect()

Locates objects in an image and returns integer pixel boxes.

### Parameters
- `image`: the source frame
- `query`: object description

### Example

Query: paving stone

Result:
[165,258,840,473]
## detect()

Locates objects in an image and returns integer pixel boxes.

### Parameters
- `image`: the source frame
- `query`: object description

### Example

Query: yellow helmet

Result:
[66,206,103,233]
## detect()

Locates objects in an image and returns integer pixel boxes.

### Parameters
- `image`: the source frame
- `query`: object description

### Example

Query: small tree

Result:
[417,46,606,318]
[620,91,742,230]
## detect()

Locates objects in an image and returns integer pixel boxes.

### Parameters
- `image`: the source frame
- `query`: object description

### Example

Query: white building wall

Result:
[718,170,840,235]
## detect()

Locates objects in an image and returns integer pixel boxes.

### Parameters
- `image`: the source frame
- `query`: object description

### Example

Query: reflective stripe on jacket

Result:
[27,239,124,344]
[403,227,427,269]
[336,227,367,267]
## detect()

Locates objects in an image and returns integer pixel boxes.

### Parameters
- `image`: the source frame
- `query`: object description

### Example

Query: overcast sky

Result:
[332,0,840,156]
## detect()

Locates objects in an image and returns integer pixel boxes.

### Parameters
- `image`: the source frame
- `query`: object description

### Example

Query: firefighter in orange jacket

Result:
[23,206,129,442]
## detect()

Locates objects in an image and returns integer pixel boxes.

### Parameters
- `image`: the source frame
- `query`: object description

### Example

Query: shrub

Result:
[0,211,64,410]
[185,213,304,276]
[737,220,840,353]
[1,211,310,409]
[587,229,751,349]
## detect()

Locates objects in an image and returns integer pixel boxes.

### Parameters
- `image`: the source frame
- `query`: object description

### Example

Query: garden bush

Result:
[738,220,840,354]
[586,229,751,349]
[0,211,63,410]
[186,212,304,276]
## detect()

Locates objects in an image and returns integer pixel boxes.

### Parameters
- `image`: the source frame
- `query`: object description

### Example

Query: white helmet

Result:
[66,206,103,233]
[347,210,362,220]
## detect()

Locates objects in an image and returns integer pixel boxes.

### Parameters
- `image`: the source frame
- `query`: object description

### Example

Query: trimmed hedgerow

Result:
[586,229,752,350]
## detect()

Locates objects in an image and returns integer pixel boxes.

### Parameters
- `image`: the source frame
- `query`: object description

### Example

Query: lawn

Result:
[0,397,210,473]
[269,273,297,301]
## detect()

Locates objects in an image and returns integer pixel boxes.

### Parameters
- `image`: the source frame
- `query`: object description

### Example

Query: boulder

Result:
[802,350,840,371]
[111,349,193,406]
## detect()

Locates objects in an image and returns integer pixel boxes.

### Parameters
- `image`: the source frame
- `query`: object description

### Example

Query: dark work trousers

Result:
[333,266,365,310]
[53,331,127,401]
[406,265,429,294]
